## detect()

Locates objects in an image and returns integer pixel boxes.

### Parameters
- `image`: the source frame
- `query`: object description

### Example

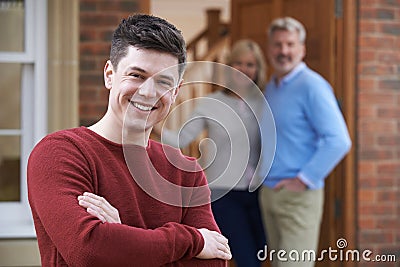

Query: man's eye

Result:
[158,80,173,88]
[129,73,142,79]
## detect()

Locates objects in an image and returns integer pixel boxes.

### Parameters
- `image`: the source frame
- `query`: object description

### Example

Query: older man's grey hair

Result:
[268,17,306,44]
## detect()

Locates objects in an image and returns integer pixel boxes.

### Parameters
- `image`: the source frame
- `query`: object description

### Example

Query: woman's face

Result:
[231,51,258,83]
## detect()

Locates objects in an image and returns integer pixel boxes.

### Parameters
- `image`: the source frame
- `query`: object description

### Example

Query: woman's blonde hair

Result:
[225,39,267,90]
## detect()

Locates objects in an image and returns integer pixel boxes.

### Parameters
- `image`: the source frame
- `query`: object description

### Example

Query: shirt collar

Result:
[273,62,306,87]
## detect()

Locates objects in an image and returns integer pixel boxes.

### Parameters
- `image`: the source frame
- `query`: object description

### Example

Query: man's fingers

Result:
[196,228,232,260]
[216,240,231,260]
[273,180,286,191]
[86,207,106,223]
[216,232,231,260]
[218,249,232,260]
[216,240,232,260]
[80,192,113,213]
[78,199,108,222]
[216,232,228,243]
[77,192,121,223]
[83,192,112,210]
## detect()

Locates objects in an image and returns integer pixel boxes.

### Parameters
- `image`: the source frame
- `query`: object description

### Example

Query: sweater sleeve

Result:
[174,170,227,266]
[27,135,219,267]
[298,81,352,189]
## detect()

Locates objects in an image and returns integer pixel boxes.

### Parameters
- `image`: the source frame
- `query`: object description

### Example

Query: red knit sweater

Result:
[28,127,226,267]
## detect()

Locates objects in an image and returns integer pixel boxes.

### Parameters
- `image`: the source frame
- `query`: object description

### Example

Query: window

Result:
[0,0,47,238]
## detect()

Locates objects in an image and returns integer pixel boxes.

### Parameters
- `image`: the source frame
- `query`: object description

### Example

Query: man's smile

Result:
[130,101,156,111]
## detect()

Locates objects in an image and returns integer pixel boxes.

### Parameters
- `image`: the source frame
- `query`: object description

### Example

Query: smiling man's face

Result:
[268,29,305,79]
[104,46,181,136]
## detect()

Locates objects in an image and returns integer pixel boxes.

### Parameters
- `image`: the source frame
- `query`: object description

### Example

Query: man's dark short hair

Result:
[110,14,187,77]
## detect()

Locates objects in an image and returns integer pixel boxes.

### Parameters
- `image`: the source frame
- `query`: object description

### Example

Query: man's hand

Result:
[273,177,307,192]
[78,192,121,224]
[196,228,232,261]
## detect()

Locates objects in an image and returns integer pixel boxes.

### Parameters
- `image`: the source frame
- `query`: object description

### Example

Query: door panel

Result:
[283,0,335,83]
[231,1,273,46]
[231,0,273,77]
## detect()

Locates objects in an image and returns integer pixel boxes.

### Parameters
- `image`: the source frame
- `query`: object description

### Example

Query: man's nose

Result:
[280,44,289,54]
[138,79,157,98]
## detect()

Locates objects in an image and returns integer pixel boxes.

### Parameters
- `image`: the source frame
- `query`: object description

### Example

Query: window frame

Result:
[0,0,48,238]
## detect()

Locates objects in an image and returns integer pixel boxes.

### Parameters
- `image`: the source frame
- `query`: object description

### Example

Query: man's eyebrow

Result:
[126,66,147,73]
[127,67,175,80]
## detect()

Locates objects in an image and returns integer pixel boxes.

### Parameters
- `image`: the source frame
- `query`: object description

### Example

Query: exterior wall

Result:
[79,0,143,126]
[357,0,400,265]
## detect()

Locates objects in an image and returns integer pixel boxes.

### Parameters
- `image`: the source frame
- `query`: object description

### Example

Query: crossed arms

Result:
[28,133,231,266]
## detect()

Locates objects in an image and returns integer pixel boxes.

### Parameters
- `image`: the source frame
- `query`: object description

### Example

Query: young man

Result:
[258,17,352,267]
[28,14,231,267]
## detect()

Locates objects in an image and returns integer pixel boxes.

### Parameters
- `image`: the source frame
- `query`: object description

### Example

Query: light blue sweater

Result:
[259,63,351,190]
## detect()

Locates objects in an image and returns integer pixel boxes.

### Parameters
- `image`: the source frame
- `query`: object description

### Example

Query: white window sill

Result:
[0,220,36,239]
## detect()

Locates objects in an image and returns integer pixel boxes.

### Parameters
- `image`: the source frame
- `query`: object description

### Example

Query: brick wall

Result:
[357,0,400,265]
[79,0,141,126]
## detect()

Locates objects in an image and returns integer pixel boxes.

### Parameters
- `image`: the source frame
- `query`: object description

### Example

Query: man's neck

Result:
[273,62,305,86]
[88,114,150,147]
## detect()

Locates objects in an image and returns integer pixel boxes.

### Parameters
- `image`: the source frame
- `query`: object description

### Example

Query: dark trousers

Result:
[211,189,266,267]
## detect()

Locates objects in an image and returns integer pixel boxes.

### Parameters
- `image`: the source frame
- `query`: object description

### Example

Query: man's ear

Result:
[171,79,183,102]
[104,60,113,90]
[302,44,306,60]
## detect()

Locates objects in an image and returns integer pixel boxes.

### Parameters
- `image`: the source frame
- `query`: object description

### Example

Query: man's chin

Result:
[123,121,149,133]
[275,64,294,75]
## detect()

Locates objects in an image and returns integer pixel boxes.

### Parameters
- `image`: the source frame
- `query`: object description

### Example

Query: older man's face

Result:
[268,29,305,79]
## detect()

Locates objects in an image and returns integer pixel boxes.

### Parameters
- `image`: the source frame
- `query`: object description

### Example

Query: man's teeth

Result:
[132,102,153,111]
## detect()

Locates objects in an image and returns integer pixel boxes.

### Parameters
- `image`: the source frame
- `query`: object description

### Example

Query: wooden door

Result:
[231,1,356,267]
